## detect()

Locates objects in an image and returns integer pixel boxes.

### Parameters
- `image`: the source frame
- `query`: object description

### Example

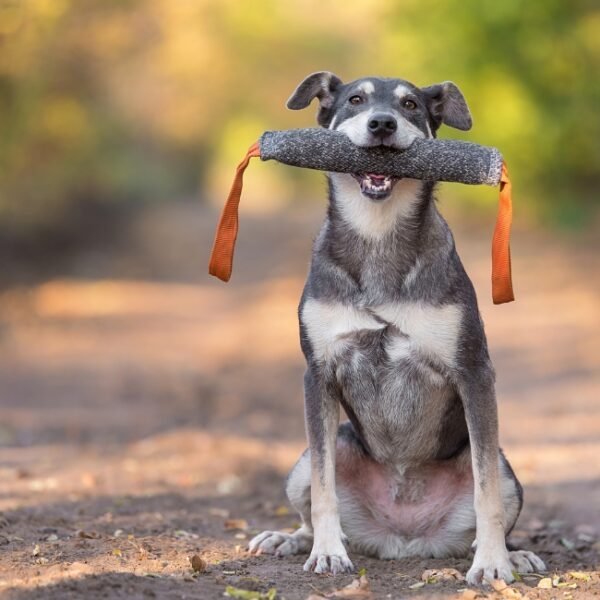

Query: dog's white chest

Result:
[301,299,462,368]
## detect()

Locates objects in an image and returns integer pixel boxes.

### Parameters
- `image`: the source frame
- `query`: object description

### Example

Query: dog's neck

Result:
[321,173,452,301]
[328,174,430,240]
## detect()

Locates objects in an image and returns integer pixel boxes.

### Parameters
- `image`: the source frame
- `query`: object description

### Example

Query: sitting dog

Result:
[249,72,545,585]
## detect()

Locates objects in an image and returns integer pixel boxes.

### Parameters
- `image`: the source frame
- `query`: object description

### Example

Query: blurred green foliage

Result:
[0,0,598,240]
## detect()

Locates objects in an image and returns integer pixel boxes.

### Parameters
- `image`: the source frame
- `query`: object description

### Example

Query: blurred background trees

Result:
[0,0,598,251]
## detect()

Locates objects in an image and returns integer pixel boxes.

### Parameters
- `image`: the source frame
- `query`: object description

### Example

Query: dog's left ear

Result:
[421,81,472,131]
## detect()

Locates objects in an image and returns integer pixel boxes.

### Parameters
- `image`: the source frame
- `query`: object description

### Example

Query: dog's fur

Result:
[249,73,545,585]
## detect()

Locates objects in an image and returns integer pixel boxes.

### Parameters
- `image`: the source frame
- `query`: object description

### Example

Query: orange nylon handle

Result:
[491,162,514,304]
[208,141,260,281]
[210,144,515,305]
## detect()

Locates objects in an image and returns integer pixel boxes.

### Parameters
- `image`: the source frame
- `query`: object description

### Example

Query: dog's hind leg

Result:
[248,450,314,557]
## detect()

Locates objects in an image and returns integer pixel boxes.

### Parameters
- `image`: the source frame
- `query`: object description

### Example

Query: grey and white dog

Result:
[248,72,545,585]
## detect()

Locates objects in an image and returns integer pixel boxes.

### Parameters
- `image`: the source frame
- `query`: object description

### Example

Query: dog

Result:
[248,72,546,585]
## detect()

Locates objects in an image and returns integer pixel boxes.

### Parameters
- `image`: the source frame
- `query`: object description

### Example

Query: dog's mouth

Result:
[351,173,400,201]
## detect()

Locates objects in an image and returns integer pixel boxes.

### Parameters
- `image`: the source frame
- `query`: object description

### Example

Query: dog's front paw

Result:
[303,541,353,575]
[467,549,514,585]
[509,550,546,574]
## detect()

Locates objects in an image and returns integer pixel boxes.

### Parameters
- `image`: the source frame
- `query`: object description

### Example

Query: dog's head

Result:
[287,72,472,201]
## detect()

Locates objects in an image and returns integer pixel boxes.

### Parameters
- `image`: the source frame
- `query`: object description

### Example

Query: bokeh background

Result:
[0,2,598,598]
[1,0,599,252]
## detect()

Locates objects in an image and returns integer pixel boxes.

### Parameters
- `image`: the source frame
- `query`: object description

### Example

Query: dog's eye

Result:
[403,99,417,110]
[348,95,363,105]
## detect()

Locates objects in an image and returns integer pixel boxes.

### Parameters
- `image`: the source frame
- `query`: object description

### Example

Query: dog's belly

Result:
[336,443,475,558]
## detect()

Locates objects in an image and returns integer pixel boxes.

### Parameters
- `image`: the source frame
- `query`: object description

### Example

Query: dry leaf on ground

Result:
[190,554,207,573]
[306,574,373,599]
[568,571,591,582]
[421,568,465,583]
[489,579,508,592]
[225,519,249,531]
[225,586,277,600]
[76,530,101,539]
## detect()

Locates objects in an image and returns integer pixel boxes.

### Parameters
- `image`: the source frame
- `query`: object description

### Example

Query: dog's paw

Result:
[249,529,312,556]
[303,538,353,575]
[466,549,515,585]
[303,551,354,575]
[509,550,546,574]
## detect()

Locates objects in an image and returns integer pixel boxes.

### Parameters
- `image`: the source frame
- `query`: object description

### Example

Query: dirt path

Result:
[0,203,598,599]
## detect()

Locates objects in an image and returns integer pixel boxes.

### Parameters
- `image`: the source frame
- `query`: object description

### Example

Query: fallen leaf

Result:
[490,579,508,592]
[224,519,248,531]
[225,586,277,600]
[409,582,425,590]
[568,571,591,582]
[76,530,100,539]
[46,534,58,542]
[537,578,553,589]
[501,588,522,599]
[112,548,122,557]
[274,506,290,516]
[190,554,207,573]
[32,544,41,556]
[327,575,373,599]
[421,568,465,583]
[306,575,373,599]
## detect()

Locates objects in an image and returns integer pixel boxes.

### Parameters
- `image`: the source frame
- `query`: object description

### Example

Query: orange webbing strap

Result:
[491,162,514,304]
[208,141,261,281]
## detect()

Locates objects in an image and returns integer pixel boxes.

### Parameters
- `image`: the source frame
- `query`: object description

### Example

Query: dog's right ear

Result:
[287,72,343,127]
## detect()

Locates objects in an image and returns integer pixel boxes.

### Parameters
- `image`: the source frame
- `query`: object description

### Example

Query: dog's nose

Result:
[368,113,397,138]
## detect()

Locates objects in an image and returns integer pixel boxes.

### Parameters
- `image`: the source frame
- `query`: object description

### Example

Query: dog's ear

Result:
[421,81,472,131]
[287,72,343,127]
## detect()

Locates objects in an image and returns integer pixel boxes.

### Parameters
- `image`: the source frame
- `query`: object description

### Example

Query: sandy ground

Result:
[0,201,598,599]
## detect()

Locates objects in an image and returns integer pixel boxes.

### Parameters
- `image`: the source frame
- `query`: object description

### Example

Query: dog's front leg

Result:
[458,368,514,585]
[302,368,353,575]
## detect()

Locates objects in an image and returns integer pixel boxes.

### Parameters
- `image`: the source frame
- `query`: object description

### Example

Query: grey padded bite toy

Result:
[209,128,514,304]
[259,128,504,186]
